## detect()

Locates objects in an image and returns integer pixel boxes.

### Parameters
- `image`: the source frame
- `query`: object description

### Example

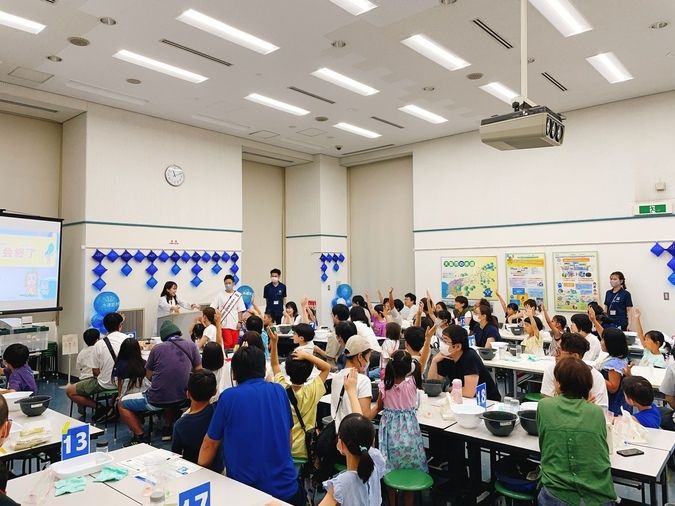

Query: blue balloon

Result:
[336,283,353,300]
[331,297,340,307]
[93,291,120,316]
[90,313,106,333]
[238,285,254,309]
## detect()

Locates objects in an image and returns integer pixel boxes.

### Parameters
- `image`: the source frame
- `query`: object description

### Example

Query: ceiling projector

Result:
[480,105,565,150]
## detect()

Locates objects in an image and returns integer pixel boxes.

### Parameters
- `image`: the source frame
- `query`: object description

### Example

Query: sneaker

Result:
[161,427,172,442]
[124,434,145,447]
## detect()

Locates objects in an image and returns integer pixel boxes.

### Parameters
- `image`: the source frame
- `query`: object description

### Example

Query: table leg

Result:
[466,441,481,506]
[661,466,668,505]
[512,370,517,398]
[650,481,657,505]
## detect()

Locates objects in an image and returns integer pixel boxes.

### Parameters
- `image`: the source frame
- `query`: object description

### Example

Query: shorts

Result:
[222,328,239,349]
[74,377,107,397]
[121,392,163,413]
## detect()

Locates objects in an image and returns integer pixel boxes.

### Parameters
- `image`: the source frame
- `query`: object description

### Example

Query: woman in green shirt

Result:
[537,357,617,506]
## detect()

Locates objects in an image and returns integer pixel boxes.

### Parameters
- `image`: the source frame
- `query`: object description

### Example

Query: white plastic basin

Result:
[451,403,485,428]
[51,452,114,479]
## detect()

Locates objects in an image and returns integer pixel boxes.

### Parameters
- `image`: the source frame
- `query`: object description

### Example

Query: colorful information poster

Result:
[441,256,498,301]
[505,253,546,306]
[553,252,599,311]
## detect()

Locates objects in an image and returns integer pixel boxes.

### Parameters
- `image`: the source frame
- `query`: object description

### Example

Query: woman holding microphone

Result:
[157,281,200,317]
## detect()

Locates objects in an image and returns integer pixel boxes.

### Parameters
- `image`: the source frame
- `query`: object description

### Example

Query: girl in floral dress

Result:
[378,350,427,506]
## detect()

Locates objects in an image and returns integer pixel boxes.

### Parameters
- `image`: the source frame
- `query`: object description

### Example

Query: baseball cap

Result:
[344,335,371,357]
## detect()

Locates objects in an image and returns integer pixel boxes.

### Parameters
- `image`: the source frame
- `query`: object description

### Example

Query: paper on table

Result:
[120,448,179,472]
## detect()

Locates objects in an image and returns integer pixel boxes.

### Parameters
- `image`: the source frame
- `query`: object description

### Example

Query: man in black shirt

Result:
[429,324,501,401]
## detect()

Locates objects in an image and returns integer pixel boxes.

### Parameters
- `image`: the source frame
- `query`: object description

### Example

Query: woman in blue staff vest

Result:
[603,271,633,331]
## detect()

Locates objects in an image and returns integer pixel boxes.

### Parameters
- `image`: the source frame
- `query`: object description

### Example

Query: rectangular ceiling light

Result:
[529,0,592,37]
[65,80,148,106]
[401,34,470,71]
[586,52,633,83]
[333,122,381,138]
[0,9,46,34]
[398,104,448,124]
[328,0,377,16]
[311,68,379,96]
[113,50,208,83]
[479,81,519,104]
[245,93,310,116]
[177,9,278,55]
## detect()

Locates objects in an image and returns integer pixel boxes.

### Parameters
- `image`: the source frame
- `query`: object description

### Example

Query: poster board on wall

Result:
[505,253,546,306]
[441,256,498,301]
[553,252,599,311]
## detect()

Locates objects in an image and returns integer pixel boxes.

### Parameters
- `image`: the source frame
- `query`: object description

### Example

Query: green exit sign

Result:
[635,202,672,215]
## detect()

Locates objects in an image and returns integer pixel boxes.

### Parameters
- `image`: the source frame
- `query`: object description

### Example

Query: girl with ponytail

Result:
[378,350,427,506]
[320,413,385,506]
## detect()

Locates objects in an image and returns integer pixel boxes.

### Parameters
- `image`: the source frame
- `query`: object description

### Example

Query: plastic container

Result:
[451,379,463,404]
[51,452,114,479]
[451,404,485,428]
[96,440,109,453]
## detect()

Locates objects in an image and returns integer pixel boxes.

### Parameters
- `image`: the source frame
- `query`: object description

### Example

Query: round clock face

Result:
[165,165,185,187]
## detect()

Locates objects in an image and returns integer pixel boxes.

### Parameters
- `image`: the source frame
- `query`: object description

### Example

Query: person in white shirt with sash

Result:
[211,274,246,349]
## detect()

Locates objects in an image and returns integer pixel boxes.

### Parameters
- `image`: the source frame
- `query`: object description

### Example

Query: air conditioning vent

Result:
[0,99,58,113]
[472,19,513,49]
[344,144,395,155]
[160,39,232,66]
[541,72,568,92]
[288,86,335,104]
[370,116,404,129]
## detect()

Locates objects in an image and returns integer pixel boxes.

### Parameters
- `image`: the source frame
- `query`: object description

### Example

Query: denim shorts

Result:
[121,392,163,412]
[538,486,616,506]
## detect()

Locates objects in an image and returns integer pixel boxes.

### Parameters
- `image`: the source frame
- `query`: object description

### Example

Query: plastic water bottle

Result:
[451,379,463,404]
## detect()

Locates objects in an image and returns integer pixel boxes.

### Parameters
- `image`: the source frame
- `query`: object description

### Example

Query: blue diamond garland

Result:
[333,262,340,272]
[133,250,145,262]
[146,250,157,263]
[191,264,203,275]
[190,252,201,262]
[181,251,191,263]
[92,264,107,277]
[321,263,328,272]
[668,256,675,271]
[668,242,675,256]
[146,277,158,289]
[202,252,211,263]
[191,276,203,287]
[171,264,181,275]
[669,272,675,286]
[212,252,221,262]
[212,263,222,274]
[338,253,345,263]
[332,254,339,263]
[221,252,230,263]
[121,250,132,262]
[106,249,119,262]
[650,243,665,257]
[92,249,105,262]
[231,252,239,263]
[230,263,239,274]
[232,274,240,285]
[92,278,106,291]
[170,251,180,263]
[158,250,170,262]
[146,264,158,276]
[320,254,327,262]
[121,263,133,276]
[321,273,328,283]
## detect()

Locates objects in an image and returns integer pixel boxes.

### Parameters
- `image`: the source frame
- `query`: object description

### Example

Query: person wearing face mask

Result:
[263,268,287,324]
[471,303,501,349]
[428,325,501,401]
[602,271,633,331]
[211,274,247,349]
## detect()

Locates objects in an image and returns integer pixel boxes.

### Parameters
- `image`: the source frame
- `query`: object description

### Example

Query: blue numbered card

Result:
[61,424,90,460]
[179,482,210,506]
[476,383,487,409]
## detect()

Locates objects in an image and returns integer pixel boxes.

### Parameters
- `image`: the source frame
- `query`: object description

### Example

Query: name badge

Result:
[609,310,616,316]
[273,300,280,305]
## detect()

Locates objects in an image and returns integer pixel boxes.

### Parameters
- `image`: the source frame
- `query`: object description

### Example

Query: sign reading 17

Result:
[179,482,210,506]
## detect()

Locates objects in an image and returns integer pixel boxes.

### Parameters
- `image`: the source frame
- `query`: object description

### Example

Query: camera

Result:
[335,145,343,151]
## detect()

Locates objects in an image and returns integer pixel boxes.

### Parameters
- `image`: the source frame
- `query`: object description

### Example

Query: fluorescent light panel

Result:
[0,9,45,34]
[245,93,310,116]
[401,34,470,71]
[311,68,378,96]
[399,104,447,124]
[529,0,592,37]
[328,0,377,16]
[333,122,381,138]
[586,52,633,83]
[177,9,278,55]
[192,114,250,131]
[479,82,519,104]
[65,80,148,106]
[113,50,208,83]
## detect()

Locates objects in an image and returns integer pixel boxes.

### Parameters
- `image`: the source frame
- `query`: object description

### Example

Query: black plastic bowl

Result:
[511,326,523,336]
[477,347,495,361]
[16,395,51,417]
[481,411,518,437]
[625,333,636,346]
[422,380,444,397]
[518,410,538,436]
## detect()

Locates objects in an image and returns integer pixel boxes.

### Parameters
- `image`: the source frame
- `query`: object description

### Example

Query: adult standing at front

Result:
[603,271,633,331]
[211,275,246,349]
[157,281,199,318]
[263,268,287,324]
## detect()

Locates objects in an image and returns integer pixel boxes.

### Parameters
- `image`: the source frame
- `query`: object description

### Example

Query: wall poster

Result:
[505,253,546,306]
[553,252,599,311]
[441,256,498,301]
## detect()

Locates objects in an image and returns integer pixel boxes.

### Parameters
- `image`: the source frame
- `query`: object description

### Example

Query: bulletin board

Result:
[553,252,599,311]
[505,253,546,306]
[441,256,498,301]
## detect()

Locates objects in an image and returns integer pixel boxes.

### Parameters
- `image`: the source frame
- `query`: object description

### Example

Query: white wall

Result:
[242,160,284,297]
[349,156,415,297]
[411,91,675,333]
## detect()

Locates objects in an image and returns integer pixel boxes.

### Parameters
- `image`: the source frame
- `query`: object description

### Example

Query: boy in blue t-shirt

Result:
[623,375,661,429]
[0,344,37,395]
[172,370,224,473]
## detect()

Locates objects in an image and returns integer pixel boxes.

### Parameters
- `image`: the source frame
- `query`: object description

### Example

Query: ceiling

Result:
[0,0,674,157]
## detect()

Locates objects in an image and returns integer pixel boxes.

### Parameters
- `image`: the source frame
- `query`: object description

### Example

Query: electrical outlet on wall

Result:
[665,292,670,301]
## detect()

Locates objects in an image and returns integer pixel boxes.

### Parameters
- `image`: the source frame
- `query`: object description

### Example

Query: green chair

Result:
[494,481,536,505]
[334,462,347,473]
[293,456,308,477]
[383,469,434,505]
[523,392,543,403]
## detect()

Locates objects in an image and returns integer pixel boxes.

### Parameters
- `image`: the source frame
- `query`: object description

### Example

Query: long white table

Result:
[444,418,674,505]
[0,408,104,461]
[500,329,651,355]
[8,444,292,505]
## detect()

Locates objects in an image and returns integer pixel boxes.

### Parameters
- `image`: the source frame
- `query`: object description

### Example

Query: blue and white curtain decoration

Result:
[319,252,345,283]
[90,249,240,291]
[649,241,675,285]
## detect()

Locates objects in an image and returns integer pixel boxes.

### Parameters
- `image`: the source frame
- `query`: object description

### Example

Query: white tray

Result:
[51,452,114,479]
